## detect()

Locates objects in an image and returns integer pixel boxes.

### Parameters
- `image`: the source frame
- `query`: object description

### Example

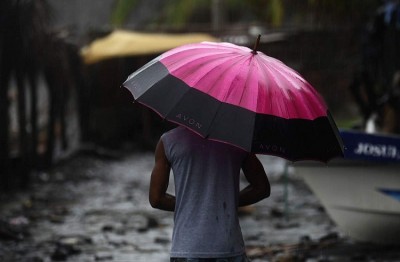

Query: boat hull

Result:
[293,130,400,244]
[295,161,400,244]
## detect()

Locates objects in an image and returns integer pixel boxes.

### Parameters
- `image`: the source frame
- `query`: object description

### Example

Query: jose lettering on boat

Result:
[354,142,399,159]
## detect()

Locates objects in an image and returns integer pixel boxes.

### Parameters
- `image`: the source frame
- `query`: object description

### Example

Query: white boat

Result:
[292,129,400,244]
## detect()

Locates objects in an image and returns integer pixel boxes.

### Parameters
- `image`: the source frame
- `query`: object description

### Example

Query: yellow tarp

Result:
[81,30,219,64]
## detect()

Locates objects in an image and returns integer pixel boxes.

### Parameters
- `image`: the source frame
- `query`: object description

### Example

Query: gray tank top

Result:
[162,127,248,258]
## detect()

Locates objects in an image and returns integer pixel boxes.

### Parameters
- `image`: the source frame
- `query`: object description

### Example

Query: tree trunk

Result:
[16,69,30,187]
[60,83,68,150]
[0,61,11,190]
[28,70,38,168]
[71,50,89,143]
[44,69,56,168]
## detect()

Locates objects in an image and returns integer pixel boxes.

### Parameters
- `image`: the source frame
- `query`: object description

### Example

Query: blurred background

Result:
[1,1,400,261]
[0,0,399,196]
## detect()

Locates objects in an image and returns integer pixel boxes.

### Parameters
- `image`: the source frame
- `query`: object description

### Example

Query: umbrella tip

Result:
[252,34,261,54]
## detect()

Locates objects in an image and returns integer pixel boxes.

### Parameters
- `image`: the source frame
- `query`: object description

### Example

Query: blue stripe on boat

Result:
[379,188,400,201]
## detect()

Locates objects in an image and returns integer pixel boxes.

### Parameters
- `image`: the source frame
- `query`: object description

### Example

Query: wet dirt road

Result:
[1,150,399,262]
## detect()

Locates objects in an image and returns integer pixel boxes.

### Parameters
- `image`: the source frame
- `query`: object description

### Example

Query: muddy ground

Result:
[1,149,399,262]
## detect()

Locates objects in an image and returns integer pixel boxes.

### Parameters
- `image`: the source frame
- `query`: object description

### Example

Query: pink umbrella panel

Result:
[123,41,344,162]
[160,42,326,120]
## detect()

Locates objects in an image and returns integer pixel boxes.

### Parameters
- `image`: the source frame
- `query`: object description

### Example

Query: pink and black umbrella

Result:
[123,38,344,162]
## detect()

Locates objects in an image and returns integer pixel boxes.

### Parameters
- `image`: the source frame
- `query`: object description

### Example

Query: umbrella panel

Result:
[136,72,256,151]
[123,43,344,162]
[252,114,343,161]
[126,64,343,161]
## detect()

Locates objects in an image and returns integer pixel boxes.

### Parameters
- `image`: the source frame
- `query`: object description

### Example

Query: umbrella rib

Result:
[202,55,251,137]
[165,51,243,95]
[201,53,247,96]
[236,55,256,110]
[201,54,242,93]
[264,58,296,118]
[257,58,281,117]
[169,52,247,104]
[253,58,267,114]
[269,61,319,119]
[163,47,232,70]
[279,65,309,117]
[217,55,253,103]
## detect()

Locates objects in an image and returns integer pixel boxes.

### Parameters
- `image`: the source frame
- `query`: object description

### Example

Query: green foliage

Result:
[267,0,284,27]
[111,0,138,27]
[162,0,209,27]
[160,0,285,28]
[246,0,284,26]
[110,0,381,29]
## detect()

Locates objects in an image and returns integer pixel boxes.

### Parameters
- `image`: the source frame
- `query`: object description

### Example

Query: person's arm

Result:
[149,139,175,212]
[239,153,270,207]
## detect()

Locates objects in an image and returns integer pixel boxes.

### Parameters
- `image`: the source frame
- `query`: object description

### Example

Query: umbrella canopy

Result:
[81,30,218,64]
[123,40,344,162]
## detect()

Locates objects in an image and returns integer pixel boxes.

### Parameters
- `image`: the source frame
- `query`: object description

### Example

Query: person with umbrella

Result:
[149,126,270,262]
[122,38,343,261]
